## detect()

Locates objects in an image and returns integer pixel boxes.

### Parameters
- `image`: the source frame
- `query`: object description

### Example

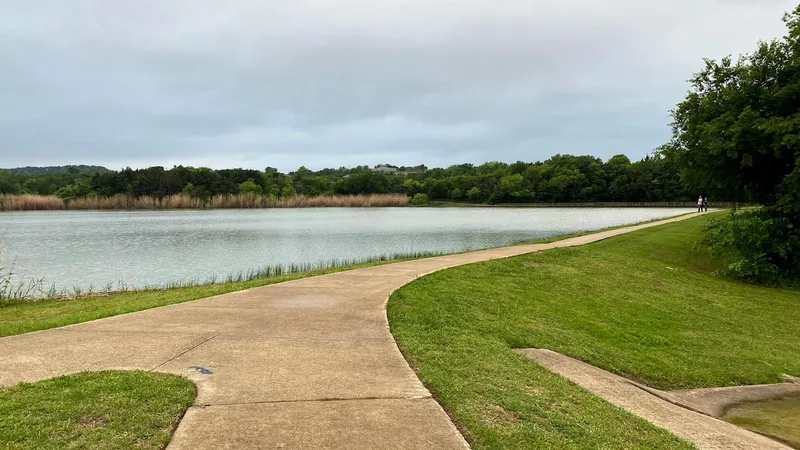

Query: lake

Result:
[0,208,691,293]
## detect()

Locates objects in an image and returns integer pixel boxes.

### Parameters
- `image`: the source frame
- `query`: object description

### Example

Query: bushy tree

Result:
[0,171,22,194]
[238,179,263,195]
[666,5,800,281]
[280,184,297,198]
[466,187,482,203]
[335,172,389,195]
[410,193,430,206]
[56,179,93,201]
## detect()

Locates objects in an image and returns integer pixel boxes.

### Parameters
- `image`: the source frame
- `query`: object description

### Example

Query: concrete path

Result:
[518,349,792,450]
[1,213,700,449]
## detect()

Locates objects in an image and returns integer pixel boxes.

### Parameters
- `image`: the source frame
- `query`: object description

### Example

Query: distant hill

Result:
[3,165,111,176]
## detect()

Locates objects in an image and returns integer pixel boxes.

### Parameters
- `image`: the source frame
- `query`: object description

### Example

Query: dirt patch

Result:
[525,385,543,397]
[77,416,108,429]
[483,403,519,428]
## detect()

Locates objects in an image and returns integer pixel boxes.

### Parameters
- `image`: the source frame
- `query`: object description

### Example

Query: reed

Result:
[0,194,66,211]
[0,253,49,301]
[0,193,410,211]
[1,251,442,302]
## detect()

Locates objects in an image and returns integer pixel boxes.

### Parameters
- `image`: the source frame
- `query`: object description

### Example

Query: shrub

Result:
[410,193,430,206]
[702,209,798,284]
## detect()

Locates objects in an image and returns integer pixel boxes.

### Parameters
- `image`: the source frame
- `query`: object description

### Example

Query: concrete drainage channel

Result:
[516,348,800,450]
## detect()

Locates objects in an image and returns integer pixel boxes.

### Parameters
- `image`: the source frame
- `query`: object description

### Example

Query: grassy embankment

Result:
[0,252,441,337]
[388,213,800,449]
[0,193,409,211]
[0,371,195,450]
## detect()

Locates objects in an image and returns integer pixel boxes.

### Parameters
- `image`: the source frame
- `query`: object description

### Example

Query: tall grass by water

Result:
[0,254,47,301]
[0,251,440,302]
[0,193,410,211]
[0,194,65,211]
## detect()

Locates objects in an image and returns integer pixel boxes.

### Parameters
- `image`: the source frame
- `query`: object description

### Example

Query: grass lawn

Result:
[388,213,800,449]
[0,371,195,449]
[0,257,432,338]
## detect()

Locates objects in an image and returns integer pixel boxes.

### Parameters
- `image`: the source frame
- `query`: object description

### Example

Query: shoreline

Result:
[0,194,739,212]
[2,212,700,304]
[432,200,743,208]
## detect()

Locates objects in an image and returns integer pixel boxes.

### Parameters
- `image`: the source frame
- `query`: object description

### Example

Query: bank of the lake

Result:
[388,213,800,449]
[0,207,690,294]
[0,256,427,337]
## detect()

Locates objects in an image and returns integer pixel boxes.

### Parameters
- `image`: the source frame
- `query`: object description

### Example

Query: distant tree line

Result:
[0,154,698,203]
[1,165,111,176]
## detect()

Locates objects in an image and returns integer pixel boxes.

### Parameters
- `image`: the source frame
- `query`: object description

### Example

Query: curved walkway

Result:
[2,213,704,449]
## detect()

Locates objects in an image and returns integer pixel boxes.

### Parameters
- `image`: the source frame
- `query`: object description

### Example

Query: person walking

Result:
[703,196,709,212]
[697,195,704,213]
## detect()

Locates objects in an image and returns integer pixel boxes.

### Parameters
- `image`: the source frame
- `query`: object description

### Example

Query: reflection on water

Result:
[0,208,689,291]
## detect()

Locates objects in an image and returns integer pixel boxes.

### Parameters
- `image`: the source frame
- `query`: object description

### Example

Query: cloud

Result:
[0,0,796,170]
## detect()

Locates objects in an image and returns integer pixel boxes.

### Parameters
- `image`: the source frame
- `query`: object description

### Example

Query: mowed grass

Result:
[0,371,195,449]
[388,213,800,449]
[0,257,428,338]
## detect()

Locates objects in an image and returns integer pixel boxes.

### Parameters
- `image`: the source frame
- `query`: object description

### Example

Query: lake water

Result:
[0,208,691,292]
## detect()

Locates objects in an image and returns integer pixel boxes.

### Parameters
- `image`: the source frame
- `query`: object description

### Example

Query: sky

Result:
[0,0,796,172]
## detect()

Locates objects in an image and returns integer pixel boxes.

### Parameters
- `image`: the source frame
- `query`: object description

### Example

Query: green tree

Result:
[402,178,423,196]
[335,172,389,195]
[0,171,22,194]
[423,179,450,200]
[410,193,430,206]
[281,183,297,198]
[665,5,800,281]
[498,174,533,202]
[465,187,482,203]
[238,179,263,195]
[56,179,93,201]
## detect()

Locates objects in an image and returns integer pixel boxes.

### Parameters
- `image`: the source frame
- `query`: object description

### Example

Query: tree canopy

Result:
[665,5,800,281]
[0,154,692,204]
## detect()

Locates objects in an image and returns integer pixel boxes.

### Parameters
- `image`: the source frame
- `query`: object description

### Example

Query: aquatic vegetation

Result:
[0,193,410,211]
[0,251,441,302]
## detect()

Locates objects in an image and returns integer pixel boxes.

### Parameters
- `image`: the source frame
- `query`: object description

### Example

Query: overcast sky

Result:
[0,0,796,171]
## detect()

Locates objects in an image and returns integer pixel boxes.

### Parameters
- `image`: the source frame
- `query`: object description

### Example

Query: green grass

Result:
[431,201,489,207]
[388,213,800,449]
[0,255,434,337]
[0,371,195,449]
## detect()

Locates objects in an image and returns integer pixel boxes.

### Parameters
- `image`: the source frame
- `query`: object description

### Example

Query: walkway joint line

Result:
[149,335,218,372]
[196,395,433,408]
